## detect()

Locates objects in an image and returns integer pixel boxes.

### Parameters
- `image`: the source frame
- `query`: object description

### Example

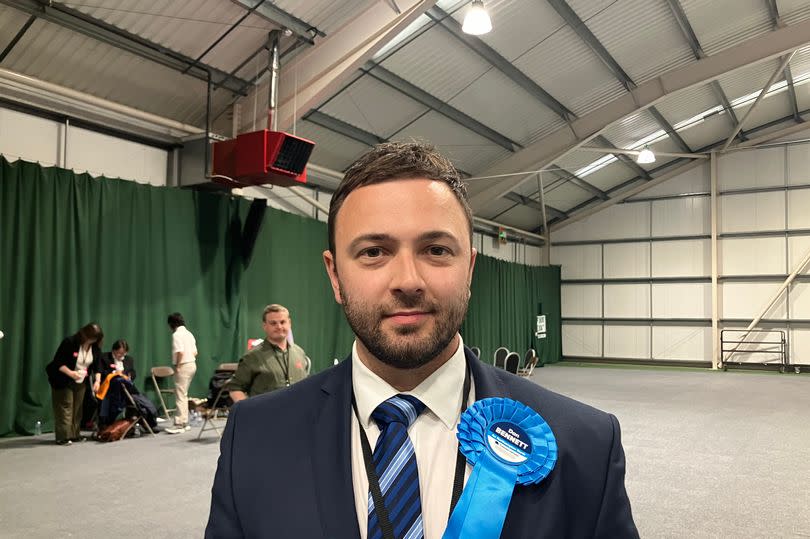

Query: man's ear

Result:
[468,247,478,290]
[323,250,344,304]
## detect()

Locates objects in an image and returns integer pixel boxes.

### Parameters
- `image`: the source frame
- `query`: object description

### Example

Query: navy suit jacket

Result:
[206,348,639,538]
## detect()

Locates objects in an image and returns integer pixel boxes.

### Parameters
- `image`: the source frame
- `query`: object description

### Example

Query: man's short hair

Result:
[327,141,473,254]
[112,339,129,352]
[167,312,185,329]
[262,304,290,322]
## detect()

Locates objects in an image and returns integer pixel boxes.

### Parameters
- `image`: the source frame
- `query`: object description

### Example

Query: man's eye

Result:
[428,246,451,256]
[360,247,384,258]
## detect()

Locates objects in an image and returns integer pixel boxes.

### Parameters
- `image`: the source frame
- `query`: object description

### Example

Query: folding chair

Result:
[493,347,509,369]
[518,349,539,378]
[151,366,176,420]
[470,347,481,359]
[198,363,238,439]
[504,352,521,374]
[121,384,156,437]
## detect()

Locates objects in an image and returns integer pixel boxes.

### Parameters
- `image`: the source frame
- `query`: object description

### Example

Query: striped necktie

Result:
[368,394,427,539]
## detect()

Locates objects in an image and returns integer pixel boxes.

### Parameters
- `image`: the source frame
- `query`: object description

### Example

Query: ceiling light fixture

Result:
[636,146,656,164]
[462,0,492,35]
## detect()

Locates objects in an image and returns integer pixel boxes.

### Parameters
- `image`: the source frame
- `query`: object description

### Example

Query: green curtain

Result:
[462,255,561,365]
[0,157,560,436]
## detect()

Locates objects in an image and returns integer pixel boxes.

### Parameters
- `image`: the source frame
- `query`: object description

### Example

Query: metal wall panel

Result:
[0,5,32,53]
[721,282,788,319]
[651,197,711,237]
[790,283,810,318]
[787,142,810,185]
[790,328,810,363]
[787,189,810,229]
[562,323,602,357]
[552,245,602,280]
[604,325,650,359]
[788,236,810,269]
[720,192,786,233]
[604,243,650,278]
[651,239,711,278]
[0,107,62,167]
[718,147,785,190]
[604,284,651,318]
[561,284,602,318]
[552,202,651,242]
[653,326,711,361]
[638,162,710,198]
[652,283,711,318]
[67,126,168,185]
[720,238,787,275]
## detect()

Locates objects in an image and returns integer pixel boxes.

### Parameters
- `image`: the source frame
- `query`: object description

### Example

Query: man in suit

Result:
[206,142,638,538]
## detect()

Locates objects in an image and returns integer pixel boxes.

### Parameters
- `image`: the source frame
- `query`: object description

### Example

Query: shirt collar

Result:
[351,335,467,430]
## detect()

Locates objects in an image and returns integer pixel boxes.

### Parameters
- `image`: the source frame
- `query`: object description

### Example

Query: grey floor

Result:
[0,364,808,538]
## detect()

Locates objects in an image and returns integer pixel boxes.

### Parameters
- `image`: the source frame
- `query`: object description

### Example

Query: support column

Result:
[711,151,719,369]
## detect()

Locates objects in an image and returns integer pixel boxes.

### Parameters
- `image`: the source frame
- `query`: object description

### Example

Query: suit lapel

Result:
[311,358,361,539]
[466,347,511,401]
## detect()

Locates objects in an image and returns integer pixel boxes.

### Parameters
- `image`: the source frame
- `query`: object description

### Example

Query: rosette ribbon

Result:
[442,398,557,539]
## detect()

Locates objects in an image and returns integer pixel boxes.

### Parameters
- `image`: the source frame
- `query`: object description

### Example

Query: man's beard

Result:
[339,283,469,370]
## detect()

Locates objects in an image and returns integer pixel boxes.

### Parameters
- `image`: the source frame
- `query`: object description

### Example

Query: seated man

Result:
[226,304,308,402]
[100,339,136,382]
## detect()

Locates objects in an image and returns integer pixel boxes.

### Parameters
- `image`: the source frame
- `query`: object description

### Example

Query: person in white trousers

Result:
[165,312,198,434]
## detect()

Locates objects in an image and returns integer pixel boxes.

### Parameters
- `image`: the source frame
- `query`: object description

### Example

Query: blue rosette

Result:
[443,398,557,539]
[457,398,557,485]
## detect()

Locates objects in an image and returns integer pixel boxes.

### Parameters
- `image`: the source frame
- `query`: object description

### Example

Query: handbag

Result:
[97,417,137,442]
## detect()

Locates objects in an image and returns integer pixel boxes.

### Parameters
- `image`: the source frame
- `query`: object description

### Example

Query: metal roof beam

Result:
[0,14,35,62]
[546,0,635,91]
[594,135,651,180]
[248,0,436,132]
[549,165,609,200]
[503,192,567,220]
[552,109,810,230]
[425,6,576,123]
[363,63,520,152]
[722,51,796,150]
[2,0,252,96]
[230,0,321,43]
[648,106,693,152]
[763,0,804,124]
[466,17,810,210]
[304,110,385,147]
[665,0,746,137]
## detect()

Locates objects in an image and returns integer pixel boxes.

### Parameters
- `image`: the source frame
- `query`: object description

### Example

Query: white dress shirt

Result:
[351,335,475,539]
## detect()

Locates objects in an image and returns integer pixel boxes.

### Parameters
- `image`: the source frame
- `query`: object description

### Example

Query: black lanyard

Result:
[273,347,290,387]
[353,365,472,539]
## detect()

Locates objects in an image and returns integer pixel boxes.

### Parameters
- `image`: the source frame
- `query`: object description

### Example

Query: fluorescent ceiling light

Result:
[462,0,492,35]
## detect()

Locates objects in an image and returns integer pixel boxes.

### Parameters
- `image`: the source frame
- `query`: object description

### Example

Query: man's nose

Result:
[389,252,426,295]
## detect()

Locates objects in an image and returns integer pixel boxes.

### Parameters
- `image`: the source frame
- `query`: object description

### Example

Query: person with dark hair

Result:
[206,142,638,538]
[45,323,104,445]
[99,340,136,381]
[166,312,198,434]
[226,304,309,402]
